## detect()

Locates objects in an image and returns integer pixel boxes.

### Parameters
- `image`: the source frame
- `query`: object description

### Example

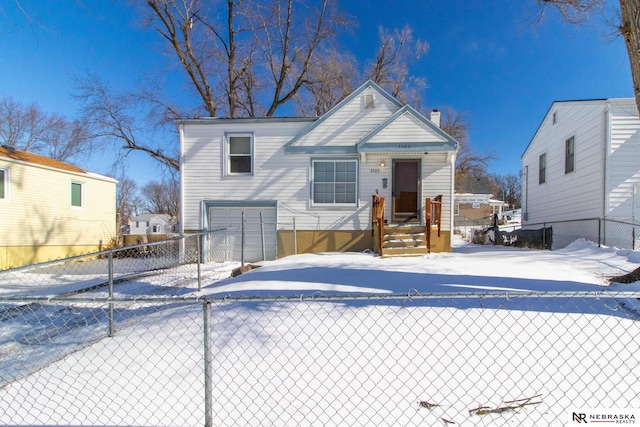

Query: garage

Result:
[205,202,277,262]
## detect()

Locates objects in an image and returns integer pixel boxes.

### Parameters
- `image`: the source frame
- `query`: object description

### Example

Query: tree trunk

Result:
[610,264,640,283]
[619,0,640,115]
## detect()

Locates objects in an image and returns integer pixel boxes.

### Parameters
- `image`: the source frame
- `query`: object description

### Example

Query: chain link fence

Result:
[523,218,640,250]
[459,217,640,251]
[0,231,240,298]
[0,291,639,426]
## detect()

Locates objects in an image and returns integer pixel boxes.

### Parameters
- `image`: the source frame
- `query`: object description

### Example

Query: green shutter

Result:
[71,182,82,207]
[0,170,4,199]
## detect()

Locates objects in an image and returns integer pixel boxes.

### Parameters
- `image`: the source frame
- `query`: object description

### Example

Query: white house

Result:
[179,81,459,261]
[129,214,177,235]
[0,146,116,269]
[454,175,504,229]
[521,98,640,248]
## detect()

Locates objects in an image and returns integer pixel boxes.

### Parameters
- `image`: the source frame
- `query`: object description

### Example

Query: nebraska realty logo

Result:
[569,408,639,424]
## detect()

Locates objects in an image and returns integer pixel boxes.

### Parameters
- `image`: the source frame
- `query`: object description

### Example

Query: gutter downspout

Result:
[523,166,528,223]
[450,151,457,249]
[602,104,611,220]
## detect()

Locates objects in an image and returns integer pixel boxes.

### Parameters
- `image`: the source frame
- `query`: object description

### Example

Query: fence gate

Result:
[207,205,277,262]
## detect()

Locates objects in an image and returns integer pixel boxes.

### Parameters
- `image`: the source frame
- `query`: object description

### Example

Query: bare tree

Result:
[437,107,495,188]
[296,24,430,116]
[75,73,180,171]
[296,48,359,116]
[537,0,640,116]
[140,174,180,220]
[365,25,429,107]
[0,96,49,151]
[0,96,93,163]
[115,175,140,233]
[247,0,347,116]
[490,173,522,208]
[142,0,347,118]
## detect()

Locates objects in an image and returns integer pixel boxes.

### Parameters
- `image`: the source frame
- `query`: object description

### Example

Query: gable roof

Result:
[284,80,403,154]
[130,213,176,223]
[521,98,634,159]
[0,145,86,173]
[456,174,492,194]
[357,105,458,153]
[285,80,457,154]
[0,145,117,184]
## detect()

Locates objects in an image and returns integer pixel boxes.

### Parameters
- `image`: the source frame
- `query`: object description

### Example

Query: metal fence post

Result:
[108,250,115,338]
[197,234,202,292]
[293,217,297,255]
[203,297,212,427]
[598,218,602,248]
[260,211,265,261]
[241,211,246,267]
[542,223,546,249]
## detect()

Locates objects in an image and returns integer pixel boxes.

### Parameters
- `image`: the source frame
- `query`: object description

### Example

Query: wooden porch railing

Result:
[425,195,442,253]
[372,195,385,253]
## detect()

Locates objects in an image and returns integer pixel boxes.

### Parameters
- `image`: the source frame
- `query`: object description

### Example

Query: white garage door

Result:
[207,205,277,262]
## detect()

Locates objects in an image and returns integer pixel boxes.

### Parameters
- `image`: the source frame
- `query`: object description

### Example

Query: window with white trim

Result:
[312,159,357,206]
[226,134,253,174]
[0,168,7,201]
[71,181,84,207]
[539,153,546,185]
[565,136,575,174]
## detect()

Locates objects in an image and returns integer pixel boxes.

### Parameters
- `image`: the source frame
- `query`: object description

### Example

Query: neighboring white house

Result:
[0,146,117,269]
[521,98,640,248]
[454,175,504,230]
[179,81,459,261]
[128,214,177,235]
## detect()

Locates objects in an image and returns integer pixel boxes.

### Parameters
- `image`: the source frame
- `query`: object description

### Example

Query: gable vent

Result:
[363,94,375,109]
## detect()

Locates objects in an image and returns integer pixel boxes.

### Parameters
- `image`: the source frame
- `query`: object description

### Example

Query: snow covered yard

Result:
[1,238,640,426]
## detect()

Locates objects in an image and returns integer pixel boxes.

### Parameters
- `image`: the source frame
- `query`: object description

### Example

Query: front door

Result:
[392,160,420,223]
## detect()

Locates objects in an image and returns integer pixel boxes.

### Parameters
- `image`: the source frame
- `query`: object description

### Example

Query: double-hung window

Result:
[565,136,575,174]
[312,159,357,206]
[71,181,84,207]
[0,168,8,201]
[539,153,546,185]
[226,134,253,175]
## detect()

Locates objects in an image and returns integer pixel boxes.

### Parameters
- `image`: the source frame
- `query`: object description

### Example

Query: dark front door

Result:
[392,160,419,223]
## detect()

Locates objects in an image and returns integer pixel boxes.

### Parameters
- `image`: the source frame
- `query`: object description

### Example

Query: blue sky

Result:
[0,0,633,186]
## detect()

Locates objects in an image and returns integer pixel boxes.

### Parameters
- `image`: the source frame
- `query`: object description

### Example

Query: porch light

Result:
[379,161,386,167]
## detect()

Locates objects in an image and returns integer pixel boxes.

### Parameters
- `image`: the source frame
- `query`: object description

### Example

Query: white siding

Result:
[606,99,640,221]
[522,101,605,224]
[181,121,310,231]
[292,87,399,147]
[181,122,454,233]
[366,112,447,144]
[359,153,453,229]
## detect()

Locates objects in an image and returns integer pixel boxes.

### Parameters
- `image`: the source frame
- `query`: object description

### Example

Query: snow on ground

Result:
[1,237,640,426]
[201,237,640,297]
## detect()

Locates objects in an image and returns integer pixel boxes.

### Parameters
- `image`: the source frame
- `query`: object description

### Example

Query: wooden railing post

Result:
[425,198,432,253]
[372,194,385,254]
[425,195,443,253]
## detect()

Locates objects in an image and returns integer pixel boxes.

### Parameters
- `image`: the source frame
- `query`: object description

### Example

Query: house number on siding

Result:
[370,168,380,173]
[398,144,411,149]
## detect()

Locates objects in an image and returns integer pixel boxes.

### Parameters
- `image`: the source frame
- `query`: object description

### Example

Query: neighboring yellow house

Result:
[0,146,117,269]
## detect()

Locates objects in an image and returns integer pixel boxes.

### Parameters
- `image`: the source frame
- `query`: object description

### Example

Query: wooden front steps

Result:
[381,225,427,257]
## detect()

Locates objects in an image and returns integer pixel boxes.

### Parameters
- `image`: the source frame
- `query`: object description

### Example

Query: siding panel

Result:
[522,101,605,223]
